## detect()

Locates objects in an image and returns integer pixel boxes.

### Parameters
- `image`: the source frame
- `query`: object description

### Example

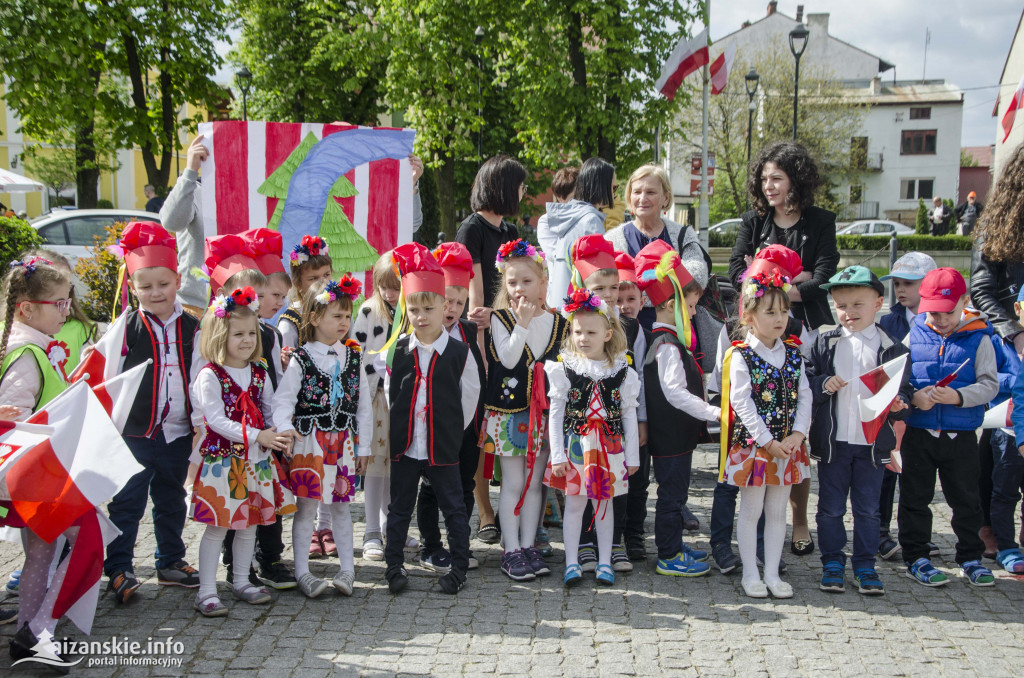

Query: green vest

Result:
[0,343,67,410]
[54,319,92,375]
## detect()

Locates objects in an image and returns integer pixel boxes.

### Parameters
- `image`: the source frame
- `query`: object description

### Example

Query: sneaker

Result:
[523,546,551,576]
[258,561,297,590]
[626,538,646,561]
[563,563,583,587]
[500,550,536,582]
[333,570,355,596]
[611,547,633,572]
[0,607,18,625]
[226,565,261,588]
[107,570,142,604]
[309,531,325,559]
[853,568,885,595]
[535,527,554,557]
[681,542,710,562]
[231,584,273,605]
[996,548,1024,574]
[820,561,845,593]
[362,534,384,561]
[320,529,338,557]
[419,548,452,574]
[927,542,940,557]
[578,546,598,573]
[193,593,228,618]
[878,536,901,561]
[438,569,467,595]
[960,560,995,587]
[157,560,200,588]
[297,572,329,598]
[595,563,615,586]
[712,546,740,575]
[5,570,19,596]
[385,564,409,594]
[905,558,949,587]
[655,551,711,577]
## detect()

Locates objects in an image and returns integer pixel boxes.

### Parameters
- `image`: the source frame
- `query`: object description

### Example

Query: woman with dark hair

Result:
[728,141,839,558]
[538,157,616,307]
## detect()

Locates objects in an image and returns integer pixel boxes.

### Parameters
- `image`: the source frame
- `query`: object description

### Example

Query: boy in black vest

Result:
[382,243,480,595]
[634,240,719,577]
[103,221,200,603]
[416,242,487,573]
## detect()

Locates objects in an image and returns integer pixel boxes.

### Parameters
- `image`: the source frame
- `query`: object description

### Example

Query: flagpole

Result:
[698,1,710,249]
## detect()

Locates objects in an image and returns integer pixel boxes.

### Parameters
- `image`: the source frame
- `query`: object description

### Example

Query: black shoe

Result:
[0,607,17,626]
[928,542,940,557]
[10,623,73,674]
[438,569,467,594]
[226,565,261,588]
[791,538,815,556]
[258,561,297,590]
[385,565,408,594]
[878,536,901,561]
[107,570,141,604]
[626,538,647,561]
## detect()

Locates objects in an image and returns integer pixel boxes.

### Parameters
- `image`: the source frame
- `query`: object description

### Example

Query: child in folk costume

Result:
[190,287,295,617]
[720,268,811,599]
[481,239,569,582]
[273,276,372,598]
[545,289,640,586]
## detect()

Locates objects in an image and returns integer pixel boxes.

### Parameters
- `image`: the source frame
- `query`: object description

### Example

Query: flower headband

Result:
[496,238,545,273]
[314,275,363,305]
[210,286,259,318]
[560,288,609,320]
[9,257,52,279]
[290,235,329,266]
[743,270,791,298]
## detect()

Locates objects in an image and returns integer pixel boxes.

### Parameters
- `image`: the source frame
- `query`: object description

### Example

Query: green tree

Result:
[915,198,929,235]
[319,176,379,274]
[21,145,77,207]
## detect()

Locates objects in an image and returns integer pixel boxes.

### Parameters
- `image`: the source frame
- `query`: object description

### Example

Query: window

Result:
[873,222,894,234]
[64,217,117,247]
[36,223,68,245]
[845,223,869,235]
[850,137,868,169]
[909,107,931,120]
[849,184,864,204]
[900,178,934,201]
[901,129,937,155]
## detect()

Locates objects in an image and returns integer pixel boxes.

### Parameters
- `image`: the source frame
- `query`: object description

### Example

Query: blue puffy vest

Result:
[906,313,992,431]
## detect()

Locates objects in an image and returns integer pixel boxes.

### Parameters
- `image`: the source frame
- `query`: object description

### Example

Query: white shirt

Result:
[833,324,881,445]
[0,322,67,420]
[652,323,722,424]
[631,322,648,423]
[139,304,190,442]
[490,310,556,370]
[906,306,917,326]
[383,330,481,461]
[545,355,640,467]
[728,332,812,448]
[271,340,373,456]
[278,301,300,349]
[191,363,276,456]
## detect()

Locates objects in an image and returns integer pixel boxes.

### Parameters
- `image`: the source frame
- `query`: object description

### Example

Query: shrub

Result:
[709,231,737,248]
[75,222,136,321]
[96,199,114,209]
[0,216,43,270]
[836,234,973,251]
[915,198,929,235]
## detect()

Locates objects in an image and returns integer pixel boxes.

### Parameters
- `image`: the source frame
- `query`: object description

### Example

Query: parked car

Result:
[709,218,742,236]
[31,209,161,266]
[836,220,914,237]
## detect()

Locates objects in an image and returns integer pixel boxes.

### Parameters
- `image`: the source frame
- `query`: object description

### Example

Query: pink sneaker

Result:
[309,531,324,559]
[320,529,338,557]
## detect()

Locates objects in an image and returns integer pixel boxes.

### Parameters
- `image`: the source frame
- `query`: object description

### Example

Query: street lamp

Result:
[474,26,485,167]
[236,67,253,121]
[788,23,809,140]
[744,68,760,211]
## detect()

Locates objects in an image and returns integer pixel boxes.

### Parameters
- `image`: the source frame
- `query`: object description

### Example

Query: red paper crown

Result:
[205,234,258,293]
[241,228,286,275]
[119,221,178,276]
[432,242,474,289]
[633,240,692,307]
[571,234,616,283]
[755,244,803,278]
[393,242,445,297]
[615,252,637,285]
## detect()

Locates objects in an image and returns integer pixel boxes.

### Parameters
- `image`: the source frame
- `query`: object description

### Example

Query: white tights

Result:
[315,503,332,531]
[738,484,792,586]
[198,525,256,600]
[362,474,390,537]
[498,454,547,553]
[562,495,614,567]
[293,498,353,579]
[19,527,79,636]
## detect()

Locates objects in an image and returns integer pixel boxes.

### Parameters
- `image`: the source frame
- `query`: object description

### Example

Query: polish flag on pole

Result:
[655,28,710,100]
[52,508,121,634]
[857,354,908,444]
[90,360,151,433]
[69,312,129,388]
[710,43,736,95]
[0,420,54,520]
[983,398,1014,429]
[1001,73,1024,143]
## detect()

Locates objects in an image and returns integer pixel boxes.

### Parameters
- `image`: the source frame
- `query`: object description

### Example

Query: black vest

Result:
[643,327,710,456]
[259,322,282,390]
[389,335,469,465]
[279,306,302,345]
[123,310,198,439]
[620,315,640,372]
[290,344,361,436]
[452,319,486,432]
[484,310,569,413]
[562,362,627,436]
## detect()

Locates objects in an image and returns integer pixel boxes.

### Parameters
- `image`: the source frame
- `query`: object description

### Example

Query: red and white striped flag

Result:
[90,360,151,433]
[857,354,908,444]
[655,28,710,100]
[69,312,129,388]
[710,44,737,95]
[983,398,1014,429]
[1002,73,1024,143]
[53,508,120,634]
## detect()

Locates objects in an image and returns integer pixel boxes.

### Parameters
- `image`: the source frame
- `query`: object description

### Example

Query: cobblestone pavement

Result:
[2,444,1023,677]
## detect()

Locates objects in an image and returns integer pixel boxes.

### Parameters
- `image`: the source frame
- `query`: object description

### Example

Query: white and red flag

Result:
[857,354,908,444]
[51,508,121,634]
[1002,73,1024,143]
[89,360,151,433]
[710,43,737,95]
[983,398,1014,429]
[655,28,710,100]
[69,311,129,388]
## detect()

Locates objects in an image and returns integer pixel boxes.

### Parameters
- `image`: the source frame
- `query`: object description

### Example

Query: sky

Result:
[708,0,1022,148]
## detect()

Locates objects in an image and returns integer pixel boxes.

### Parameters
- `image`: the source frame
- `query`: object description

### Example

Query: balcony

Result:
[865,153,883,171]
[842,201,880,220]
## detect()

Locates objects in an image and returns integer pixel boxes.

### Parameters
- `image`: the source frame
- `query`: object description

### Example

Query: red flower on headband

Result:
[231,286,257,307]
[300,235,326,256]
[336,275,363,300]
[561,288,605,317]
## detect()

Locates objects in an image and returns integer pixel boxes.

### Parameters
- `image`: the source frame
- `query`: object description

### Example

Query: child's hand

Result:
[766,441,790,460]
[912,387,935,410]
[281,346,294,369]
[512,297,537,327]
[823,376,848,394]
[0,404,20,421]
[929,386,961,405]
[355,457,369,475]
[257,427,291,452]
[638,422,648,447]
[626,465,639,476]
[780,433,804,456]
[551,462,568,478]
[889,397,909,413]
[468,306,492,326]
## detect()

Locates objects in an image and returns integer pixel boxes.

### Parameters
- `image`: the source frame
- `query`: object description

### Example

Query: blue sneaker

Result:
[997,548,1024,574]
[5,570,20,596]
[595,564,615,586]
[563,563,583,587]
[905,558,948,587]
[820,561,845,592]
[960,560,995,587]
[681,542,710,562]
[656,551,711,577]
[853,567,884,595]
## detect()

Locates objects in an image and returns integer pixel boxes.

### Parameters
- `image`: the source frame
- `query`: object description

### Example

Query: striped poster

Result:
[195,121,416,287]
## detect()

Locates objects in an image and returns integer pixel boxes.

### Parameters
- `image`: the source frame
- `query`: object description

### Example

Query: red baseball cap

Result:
[918,267,967,313]
[615,252,637,285]
[432,242,474,289]
[571,234,616,283]
[120,221,178,276]
[393,242,445,297]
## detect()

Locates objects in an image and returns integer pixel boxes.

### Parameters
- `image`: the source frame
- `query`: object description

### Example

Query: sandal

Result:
[194,592,228,617]
[231,584,272,605]
[477,523,500,544]
[363,531,384,561]
[564,563,583,587]
[790,538,815,556]
[595,564,615,586]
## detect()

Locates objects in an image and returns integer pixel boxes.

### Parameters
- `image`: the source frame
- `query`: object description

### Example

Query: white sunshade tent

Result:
[0,167,45,192]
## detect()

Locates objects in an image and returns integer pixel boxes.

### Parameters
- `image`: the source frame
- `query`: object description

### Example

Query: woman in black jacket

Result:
[728,142,840,331]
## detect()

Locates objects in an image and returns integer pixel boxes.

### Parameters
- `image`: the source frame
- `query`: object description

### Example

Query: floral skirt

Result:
[722,441,810,487]
[364,388,391,479]
[543,429,628,499]
[191,449,296,529]
[479,409,547,458]
[289,427,358,504]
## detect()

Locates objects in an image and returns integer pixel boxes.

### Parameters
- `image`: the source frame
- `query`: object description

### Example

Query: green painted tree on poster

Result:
[257,132,320,230]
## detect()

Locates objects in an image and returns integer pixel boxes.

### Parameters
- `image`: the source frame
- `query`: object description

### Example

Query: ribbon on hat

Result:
[639,250,694,352]
[371,258,407,369]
